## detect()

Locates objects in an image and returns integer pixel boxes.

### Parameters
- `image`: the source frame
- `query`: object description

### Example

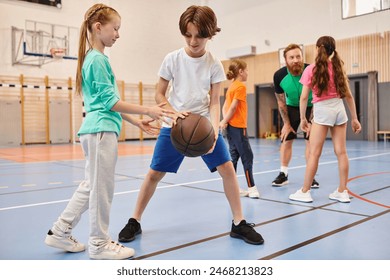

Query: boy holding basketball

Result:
[118,5,264,245]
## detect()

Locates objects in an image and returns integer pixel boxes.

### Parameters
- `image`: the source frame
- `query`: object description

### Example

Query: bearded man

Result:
[272,44,319,188]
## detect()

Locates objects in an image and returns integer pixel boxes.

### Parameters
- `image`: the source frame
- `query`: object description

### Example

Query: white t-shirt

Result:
[158,48,226,126]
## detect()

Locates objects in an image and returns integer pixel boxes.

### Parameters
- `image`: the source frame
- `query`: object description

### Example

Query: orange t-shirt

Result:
[225,80,247,128]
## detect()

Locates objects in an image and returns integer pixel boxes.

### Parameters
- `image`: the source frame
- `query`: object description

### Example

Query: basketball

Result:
[170,113,215,157]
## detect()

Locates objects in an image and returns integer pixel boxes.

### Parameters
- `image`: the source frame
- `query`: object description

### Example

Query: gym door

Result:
[346,74,368,140]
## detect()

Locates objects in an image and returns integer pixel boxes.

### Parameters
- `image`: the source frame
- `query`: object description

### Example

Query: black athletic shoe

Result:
[311,178,320,188]
[272,172,288,186]
[118,218,142,242]
[230,220,264,245]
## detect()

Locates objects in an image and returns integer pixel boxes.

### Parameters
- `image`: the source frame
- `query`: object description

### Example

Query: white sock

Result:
[281,166,288,175]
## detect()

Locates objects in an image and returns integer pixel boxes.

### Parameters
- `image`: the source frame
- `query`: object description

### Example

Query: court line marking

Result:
[347,172,390,208]
[134,207,321,260]
[260,208,390,260]
[0,152,389,212]
[21,184,36,187]
[134,202,386,260]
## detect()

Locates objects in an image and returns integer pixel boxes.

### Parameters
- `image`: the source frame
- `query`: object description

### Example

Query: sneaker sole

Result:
[329,196,350,203]
[230,232,264,245]
[272,181,289,187]
[118,229,142,243]
[89,250,135,260]
[45,236,85,253]
[311,185,320,189]
[289,197,313,203]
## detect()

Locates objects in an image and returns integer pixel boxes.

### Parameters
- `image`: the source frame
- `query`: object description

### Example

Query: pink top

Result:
[300,62,340,103]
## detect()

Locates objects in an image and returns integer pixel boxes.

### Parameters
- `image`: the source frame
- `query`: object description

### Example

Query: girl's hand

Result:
[219,120,228,131]
[300,118,309,132]
[147,102,175,124]
[137,118,160,136]
[301,118,312,137]
[351,119,362,134]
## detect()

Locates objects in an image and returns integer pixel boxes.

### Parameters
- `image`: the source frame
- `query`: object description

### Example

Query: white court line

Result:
[1,152,389,212]
[0,199,70,211]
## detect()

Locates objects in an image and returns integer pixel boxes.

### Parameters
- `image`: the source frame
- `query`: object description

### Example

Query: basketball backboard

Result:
[12,20,78,66]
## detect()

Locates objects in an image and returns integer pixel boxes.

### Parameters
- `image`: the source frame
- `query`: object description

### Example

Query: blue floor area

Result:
[0,138,389,261]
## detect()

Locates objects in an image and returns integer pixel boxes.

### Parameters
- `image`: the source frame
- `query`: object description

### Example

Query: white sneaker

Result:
[248,186,260,199]
[289,188,313,202]
[329,189,350,203]
[45,230,85,252]
[89,240,135,260]
[239,188,249,197]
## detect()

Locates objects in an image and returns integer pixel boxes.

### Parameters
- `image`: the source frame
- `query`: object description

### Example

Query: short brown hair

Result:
[179,5,221,38]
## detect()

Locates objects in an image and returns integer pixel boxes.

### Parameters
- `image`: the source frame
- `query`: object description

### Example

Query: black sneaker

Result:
[118,218,142,242]
[272,172,288,187]
[230,220,264,245]
[311,178,320,188]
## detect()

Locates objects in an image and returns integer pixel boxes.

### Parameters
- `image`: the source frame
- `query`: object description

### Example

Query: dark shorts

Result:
[150,127,231,173]
[285,105,312,141]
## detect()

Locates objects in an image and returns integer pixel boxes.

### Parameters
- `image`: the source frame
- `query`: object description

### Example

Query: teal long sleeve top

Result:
[78,49,122,136]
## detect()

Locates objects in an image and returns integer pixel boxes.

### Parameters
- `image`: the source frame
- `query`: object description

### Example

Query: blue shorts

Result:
[150,127,231,173]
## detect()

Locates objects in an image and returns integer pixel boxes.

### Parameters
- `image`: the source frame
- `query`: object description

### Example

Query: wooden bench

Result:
[377,131,390,146]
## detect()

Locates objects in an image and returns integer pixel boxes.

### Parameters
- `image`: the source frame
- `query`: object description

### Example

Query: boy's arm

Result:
[155,77,187,125]
[209,82,222,136]
[155,77,173,110]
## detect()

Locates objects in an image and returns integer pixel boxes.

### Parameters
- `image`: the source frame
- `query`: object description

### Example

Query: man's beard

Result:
[287,62,304,76]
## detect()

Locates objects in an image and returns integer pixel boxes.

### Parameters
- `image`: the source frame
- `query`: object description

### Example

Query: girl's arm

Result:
[220,99,239,130]
[111,99,172,123]
[344,85,362,134]
[299,85,311,133]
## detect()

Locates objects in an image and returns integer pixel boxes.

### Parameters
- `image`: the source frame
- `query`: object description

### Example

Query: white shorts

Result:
[313,98,348,126]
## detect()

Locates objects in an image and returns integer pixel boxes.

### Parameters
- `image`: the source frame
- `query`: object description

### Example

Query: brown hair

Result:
[179,5,221,38]
[283,44,302,58]
[226,59,247,80]
[311,36,349,98]
[75,4,120,95]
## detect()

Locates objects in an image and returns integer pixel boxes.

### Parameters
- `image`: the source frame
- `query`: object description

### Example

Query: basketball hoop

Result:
[50,48,66,59]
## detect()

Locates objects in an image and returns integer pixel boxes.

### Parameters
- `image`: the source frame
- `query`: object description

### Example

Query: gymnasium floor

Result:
[0,137,389,261]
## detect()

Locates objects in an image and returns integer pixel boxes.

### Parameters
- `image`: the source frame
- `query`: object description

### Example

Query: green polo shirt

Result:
[273,64,313,107]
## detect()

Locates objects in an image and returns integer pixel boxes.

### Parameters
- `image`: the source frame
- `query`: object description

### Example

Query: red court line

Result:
[347,171,390,209]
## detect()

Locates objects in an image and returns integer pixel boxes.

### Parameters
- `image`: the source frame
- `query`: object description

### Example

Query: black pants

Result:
[226,125,255,188]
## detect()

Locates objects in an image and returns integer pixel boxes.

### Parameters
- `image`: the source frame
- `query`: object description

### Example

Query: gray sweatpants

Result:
[51,132,118,254]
